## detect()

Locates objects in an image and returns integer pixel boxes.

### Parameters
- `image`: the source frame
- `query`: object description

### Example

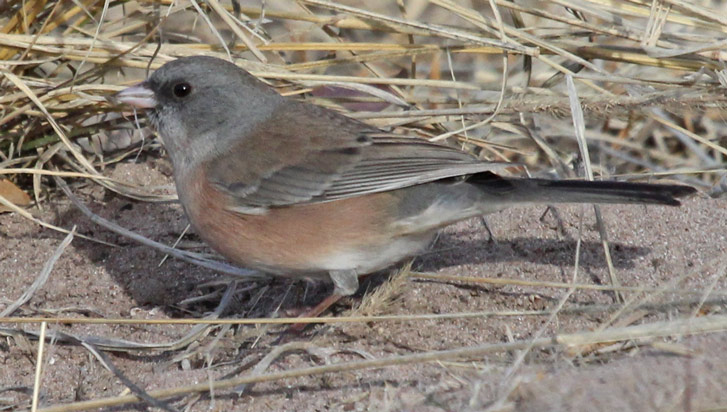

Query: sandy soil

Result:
[1,160,726,411]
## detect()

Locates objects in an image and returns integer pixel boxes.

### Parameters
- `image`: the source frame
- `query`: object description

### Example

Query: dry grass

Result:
[2,0,727,411]
[2,0,725,193]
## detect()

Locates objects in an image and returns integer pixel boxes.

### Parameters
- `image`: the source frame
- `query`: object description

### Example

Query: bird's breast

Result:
[176,166,431,277]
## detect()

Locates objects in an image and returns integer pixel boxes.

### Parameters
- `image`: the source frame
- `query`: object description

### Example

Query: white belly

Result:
[318,232,435,274]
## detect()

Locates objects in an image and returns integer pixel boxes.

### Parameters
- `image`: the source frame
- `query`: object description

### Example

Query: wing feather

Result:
[206,101,510,211]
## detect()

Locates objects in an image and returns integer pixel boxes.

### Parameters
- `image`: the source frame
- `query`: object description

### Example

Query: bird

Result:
[112,55,696,319]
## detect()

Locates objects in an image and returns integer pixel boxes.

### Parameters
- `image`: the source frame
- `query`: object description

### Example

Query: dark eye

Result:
[173,82,192,98]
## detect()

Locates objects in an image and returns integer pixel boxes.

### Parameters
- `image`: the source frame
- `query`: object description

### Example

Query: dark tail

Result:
[469,172,697,206]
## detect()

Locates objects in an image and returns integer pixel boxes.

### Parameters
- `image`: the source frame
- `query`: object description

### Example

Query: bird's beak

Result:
[111,81,157,109]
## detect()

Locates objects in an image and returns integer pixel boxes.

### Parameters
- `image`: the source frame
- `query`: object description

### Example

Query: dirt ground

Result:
[2,159,727,411]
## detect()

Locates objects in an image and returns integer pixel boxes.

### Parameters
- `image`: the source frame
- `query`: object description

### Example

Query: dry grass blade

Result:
[81,341,179,412]
[5,294,727,330]
[0,282,239,354]
[0,189,110,245]
[2,0,726,410]
[1,71,98,177]
[299,0,538,55]
[501,210,584,383]
[0,229,74,317]
[30,321,46,412]
[566,74,622,302]
[205,0,265,63]
[413,272,727,296]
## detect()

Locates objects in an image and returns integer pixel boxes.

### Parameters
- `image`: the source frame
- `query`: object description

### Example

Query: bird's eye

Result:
[172,82,192,98]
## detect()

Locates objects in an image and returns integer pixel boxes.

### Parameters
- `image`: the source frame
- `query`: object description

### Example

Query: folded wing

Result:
[206,101,509,210]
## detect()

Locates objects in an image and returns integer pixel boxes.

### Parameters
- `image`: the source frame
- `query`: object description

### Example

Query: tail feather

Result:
[470,172,697,206]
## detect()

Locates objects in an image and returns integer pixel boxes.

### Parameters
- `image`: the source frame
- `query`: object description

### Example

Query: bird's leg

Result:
[287,270,359,334]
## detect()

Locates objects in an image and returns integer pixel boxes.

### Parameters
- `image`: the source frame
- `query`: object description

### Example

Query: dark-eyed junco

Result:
[113,56,695,317]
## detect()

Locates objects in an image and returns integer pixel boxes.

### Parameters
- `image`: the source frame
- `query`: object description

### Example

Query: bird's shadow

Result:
[417,232,648,272]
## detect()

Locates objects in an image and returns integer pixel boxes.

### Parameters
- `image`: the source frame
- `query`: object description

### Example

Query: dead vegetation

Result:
[1,0,727,411]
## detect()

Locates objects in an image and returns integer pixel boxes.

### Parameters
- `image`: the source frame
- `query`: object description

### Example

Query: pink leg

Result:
[285,270,360,334]
[287,292,344,334]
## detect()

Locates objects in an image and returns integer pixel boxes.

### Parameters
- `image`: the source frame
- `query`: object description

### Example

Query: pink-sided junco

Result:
[113,56,696,317]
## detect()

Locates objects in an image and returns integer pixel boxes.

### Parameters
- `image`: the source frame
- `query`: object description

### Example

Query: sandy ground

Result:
[2,160,727,411]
